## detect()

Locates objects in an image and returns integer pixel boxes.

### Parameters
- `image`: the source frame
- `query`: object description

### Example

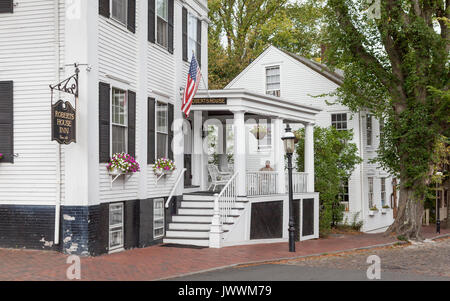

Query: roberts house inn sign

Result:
[49,66,79,144]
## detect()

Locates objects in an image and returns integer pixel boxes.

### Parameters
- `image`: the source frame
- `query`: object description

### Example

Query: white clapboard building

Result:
[224,46,396,233]
[0,1,322,255]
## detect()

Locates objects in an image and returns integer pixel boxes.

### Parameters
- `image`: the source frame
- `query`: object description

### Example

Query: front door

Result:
[184,154,192,187]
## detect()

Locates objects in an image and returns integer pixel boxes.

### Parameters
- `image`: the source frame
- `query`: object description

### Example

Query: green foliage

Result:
[322,0,449,203]
[295,126,362,236]
[208,0,327,89]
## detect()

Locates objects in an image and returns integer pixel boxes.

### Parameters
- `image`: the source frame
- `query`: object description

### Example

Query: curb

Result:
[156,233,450,281]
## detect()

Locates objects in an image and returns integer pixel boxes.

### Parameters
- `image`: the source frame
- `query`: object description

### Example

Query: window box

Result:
[381,206,390,214]
[153,158,176,183]
[369,206,379,216]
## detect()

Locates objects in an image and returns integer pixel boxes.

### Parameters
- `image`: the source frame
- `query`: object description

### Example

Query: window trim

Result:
[187,12,200,61]
[110,87,128,156]
[154,198,165,239]
[156,0,169,49]
[366,114,373,147]
[109,202,124,252]
[155,100,169,160]
[368,177,374,208]
[110,0,128,27]
[381,177,386,207]
[265,65,281,97]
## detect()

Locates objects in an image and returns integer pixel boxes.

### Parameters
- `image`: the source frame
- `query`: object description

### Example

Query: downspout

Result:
[359,112,365,224]
[54,0,61,246]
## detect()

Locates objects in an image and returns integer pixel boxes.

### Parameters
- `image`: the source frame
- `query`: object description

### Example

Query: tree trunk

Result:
[386,184,425,241]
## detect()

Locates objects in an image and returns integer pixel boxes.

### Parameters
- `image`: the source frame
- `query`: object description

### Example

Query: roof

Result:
[278,48,344,86]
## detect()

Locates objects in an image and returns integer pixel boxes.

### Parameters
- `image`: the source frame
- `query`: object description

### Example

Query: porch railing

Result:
[247,171,278,196]
[286,172,308,194]
[215,172,238,225]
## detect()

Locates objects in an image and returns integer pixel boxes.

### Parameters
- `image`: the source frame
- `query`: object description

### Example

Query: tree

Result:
[295,127,362,236]
[321,0,449,240]
[208,0,326,89]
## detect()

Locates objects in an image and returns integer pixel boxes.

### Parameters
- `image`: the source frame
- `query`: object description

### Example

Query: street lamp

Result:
[282,124,296,252]
[436,171,443,234]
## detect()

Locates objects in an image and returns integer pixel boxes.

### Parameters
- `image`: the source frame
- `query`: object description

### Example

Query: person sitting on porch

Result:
[260,161,274,172]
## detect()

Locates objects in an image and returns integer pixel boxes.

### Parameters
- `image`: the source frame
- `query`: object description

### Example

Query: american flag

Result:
[182,54,202,118]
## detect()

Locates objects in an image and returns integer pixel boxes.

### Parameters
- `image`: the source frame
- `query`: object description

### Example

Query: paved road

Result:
[171,238,450,281]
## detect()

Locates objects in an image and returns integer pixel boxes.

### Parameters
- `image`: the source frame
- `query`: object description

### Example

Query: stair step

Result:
[180,201,246,209]
[178,208,243,216]
[166,230,210,238]
[163,238,210,247]
[169,222,233,231]
[172,215,238,223]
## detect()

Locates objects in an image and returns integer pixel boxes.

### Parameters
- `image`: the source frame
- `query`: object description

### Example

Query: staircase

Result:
[163,193,245,247]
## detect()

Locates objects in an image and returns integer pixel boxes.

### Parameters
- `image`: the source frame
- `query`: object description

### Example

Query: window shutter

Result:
[127,0,136,33]
[168,0,174,54]
[0,0,13,13]
[99,82,111,163]
[182,7,188,62]
[99,0,110,18]
[197,19,202,67]
[147,98,156,164]
[127,91,136,158]
[0,81,13,163]
[168,103,174,160]
[148,0,155,43]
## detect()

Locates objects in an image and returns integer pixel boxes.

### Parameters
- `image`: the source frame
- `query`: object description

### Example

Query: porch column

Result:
[192,111,204,189]
[233,110,247,196]
[304,123,315,192]
[274,118,286,194]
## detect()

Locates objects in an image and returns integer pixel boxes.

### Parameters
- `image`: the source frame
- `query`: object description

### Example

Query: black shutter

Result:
[197,19,202,67]
[182,7,188,62]
[99,0,110,18]
[127,91,136,158]
[127,0,136,33]
[168,0,174,54]
[147,98,156,164]
[0,0,13,13]
[99,82,110,163]
[148,0,155,43]
[168,103,174,160]
[0,81,13,163]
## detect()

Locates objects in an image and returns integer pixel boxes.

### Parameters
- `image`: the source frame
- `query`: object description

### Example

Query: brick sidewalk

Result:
[0,226,448,281]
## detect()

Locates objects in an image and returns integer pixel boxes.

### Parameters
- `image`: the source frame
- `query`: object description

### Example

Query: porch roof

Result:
[193,89,322,124]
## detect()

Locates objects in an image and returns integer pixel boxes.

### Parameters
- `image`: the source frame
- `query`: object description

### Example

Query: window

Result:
[266,66,280,97]
[339,179,350,204]
[188,13,200,59]
[368,177,374,208]
[154,198,165,238]
[156,102,168,159]
[156,0,168,48]
[111,0,127,25]
[331,113,348,131]
[0,0,14,13]
[112,88,128,154]
[381,178,386,207]
[257,122,272,151]
[367,114,373,146]
[109,203,124,251]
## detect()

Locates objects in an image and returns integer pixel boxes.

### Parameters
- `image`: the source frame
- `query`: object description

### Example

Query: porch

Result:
[165,89,321,248]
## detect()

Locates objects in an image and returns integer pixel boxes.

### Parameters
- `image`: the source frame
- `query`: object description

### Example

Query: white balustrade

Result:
[286,172,308,193]
[246,172,278,196]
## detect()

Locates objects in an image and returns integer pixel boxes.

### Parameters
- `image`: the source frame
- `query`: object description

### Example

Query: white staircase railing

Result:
[165,168,187,209]
[246,171,278,196]
[210,172,238,248]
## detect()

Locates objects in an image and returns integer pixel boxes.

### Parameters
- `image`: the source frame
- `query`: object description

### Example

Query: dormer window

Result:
[266,66,280,97]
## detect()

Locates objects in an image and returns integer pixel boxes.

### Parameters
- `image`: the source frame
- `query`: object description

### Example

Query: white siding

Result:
[0,0,64,205]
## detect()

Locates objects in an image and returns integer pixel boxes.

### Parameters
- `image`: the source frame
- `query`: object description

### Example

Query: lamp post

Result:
[282,124,296,252]
[436,172,443,234]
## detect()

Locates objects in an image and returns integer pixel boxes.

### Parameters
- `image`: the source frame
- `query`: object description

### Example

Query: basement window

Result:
[109,203,124,251]
[154,198,165,239]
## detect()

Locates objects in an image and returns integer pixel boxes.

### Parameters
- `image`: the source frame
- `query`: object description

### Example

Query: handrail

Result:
[165,168,187,208]
[214,172,239,225]
[218,172,239,198]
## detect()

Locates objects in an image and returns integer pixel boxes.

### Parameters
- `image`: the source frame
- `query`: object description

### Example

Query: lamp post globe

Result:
[282,124,296,252]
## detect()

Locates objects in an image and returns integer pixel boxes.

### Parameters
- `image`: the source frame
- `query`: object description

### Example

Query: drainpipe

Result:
[54,0,61,245]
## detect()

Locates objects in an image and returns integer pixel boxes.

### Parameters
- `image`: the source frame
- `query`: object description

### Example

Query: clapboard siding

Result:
[0,0,65,206]
[147,45,175,96]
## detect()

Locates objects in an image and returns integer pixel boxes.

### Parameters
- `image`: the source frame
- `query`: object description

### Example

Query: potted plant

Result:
[381,205,390,214]
[153,158,176,176]
[369,206,379,216]
[107,153,141,175]
[250,125,268,140]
